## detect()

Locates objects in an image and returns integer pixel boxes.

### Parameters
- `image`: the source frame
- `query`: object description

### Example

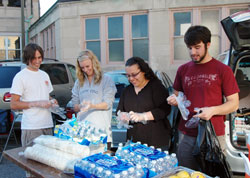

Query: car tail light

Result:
[10,111,14,122]
[3,92,11,102]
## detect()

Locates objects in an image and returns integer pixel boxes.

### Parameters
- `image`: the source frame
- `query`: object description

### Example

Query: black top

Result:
[117,78,171,148]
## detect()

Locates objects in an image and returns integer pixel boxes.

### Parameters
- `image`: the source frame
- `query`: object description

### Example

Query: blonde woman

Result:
[71,49,117,149]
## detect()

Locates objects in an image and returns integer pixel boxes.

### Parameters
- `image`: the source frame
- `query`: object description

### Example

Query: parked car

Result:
[220,10,250,174]
[105,70,130,148]
[0,58,76,128]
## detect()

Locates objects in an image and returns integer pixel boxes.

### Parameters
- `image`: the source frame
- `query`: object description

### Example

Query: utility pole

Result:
[21,0,25,62]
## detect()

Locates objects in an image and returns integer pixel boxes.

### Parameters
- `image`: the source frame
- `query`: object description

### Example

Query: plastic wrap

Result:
[174,92,191,120]
[24,144,80,172]
[33,135,90,157]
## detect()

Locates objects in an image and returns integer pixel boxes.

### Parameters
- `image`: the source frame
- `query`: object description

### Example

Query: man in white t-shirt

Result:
[10,43,56,148]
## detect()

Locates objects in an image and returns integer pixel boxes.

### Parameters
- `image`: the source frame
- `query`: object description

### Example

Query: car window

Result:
[107,73,129,98]
[40,64,69,85]
[110,74,129,86]
[0,66,20,88]
[67,64,76,82]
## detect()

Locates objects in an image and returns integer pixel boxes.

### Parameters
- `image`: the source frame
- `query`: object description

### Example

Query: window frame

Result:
[170,6,248,64]
[107,15,125,63]
[0,34,21,60]
[81,11,149,65]
[40,23,56,59]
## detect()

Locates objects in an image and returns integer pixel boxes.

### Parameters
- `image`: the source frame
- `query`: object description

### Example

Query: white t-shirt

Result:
[10,68,53,129]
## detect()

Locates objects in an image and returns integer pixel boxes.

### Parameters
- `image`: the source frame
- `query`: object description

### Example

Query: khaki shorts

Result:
[21,128,53,147]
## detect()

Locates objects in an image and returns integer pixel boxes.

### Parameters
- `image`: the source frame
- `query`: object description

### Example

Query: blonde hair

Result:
[76,49,102,86]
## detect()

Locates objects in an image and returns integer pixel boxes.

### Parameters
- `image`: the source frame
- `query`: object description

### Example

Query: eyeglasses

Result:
[126,71,141,78]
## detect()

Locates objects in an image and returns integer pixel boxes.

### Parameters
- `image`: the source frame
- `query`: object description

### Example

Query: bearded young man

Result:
[167,25,239,171]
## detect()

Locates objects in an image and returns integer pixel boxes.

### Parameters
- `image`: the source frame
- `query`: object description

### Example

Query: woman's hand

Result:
[129,111,148,123]
[167,94,178,106]
[79,101,92,112]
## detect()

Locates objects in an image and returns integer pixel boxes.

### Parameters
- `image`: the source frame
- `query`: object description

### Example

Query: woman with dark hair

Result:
[117,57,171,150]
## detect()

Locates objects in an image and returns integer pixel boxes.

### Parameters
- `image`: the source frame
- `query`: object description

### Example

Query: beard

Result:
[192,45,208,64]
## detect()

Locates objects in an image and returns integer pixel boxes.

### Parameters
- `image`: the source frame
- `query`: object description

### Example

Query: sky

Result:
[40,0,57,16]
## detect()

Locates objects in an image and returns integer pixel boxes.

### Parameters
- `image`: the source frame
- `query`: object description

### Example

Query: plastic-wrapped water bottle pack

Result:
[115,142,178,177]
[74,153,145,178]
[54,115,107,147]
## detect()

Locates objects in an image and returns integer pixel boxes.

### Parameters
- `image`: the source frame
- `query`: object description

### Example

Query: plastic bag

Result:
[185,108,201,128]
[192,120,233,178]
[173,92,191,120]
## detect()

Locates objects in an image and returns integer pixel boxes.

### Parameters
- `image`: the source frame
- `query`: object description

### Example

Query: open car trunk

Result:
[221,10,250,173]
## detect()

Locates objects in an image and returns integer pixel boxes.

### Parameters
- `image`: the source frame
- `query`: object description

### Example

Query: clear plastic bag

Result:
[174,92,191,120]
[49,99,66,119]
[117,110,133,129]
[185,108,201,128]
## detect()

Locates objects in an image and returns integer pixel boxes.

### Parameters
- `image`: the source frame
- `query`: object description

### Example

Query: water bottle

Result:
[89,163,96,174]
[135,154,142,165]
[129,152,135,162]
[113,173,121,178]
[120,170,128,178]
[135,165,144,178]
[115,143,123,157]
[148,160,157,169]
[156,158,164,173]
[122,149,129,160]
[156,148,162,152]
[164,150,169,156]
[128,167,135,176]
[164,155,171,170]
[170,153,178,168]
[95,166,104,177]
[104,170,112,178]
[141,157,149,167]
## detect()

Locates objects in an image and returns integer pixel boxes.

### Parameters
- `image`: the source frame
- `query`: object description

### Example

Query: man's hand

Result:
[167,94,178,106]
[192,107,215,121]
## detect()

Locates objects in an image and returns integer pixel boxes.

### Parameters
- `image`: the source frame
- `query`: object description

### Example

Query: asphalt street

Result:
[0,131,25,178]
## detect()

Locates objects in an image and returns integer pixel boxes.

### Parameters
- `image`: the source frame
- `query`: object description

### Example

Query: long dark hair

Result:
[125,57,157,81]
[22,43,44,65]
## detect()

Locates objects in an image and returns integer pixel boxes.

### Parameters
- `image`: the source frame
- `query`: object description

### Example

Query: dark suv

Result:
[0,59,76,128]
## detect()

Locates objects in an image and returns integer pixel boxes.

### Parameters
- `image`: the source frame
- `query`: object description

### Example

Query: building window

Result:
[200,9,220,58]
[0,0,3,6]
[171,6,248,62]
[85,18,101,61]
[132,14,148,61]
[83,12,148,64]
[40,24,56,58]
[0,36,21,60]
[8,0,23,7]
[173,12,191,60]
[108,16,124,62]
